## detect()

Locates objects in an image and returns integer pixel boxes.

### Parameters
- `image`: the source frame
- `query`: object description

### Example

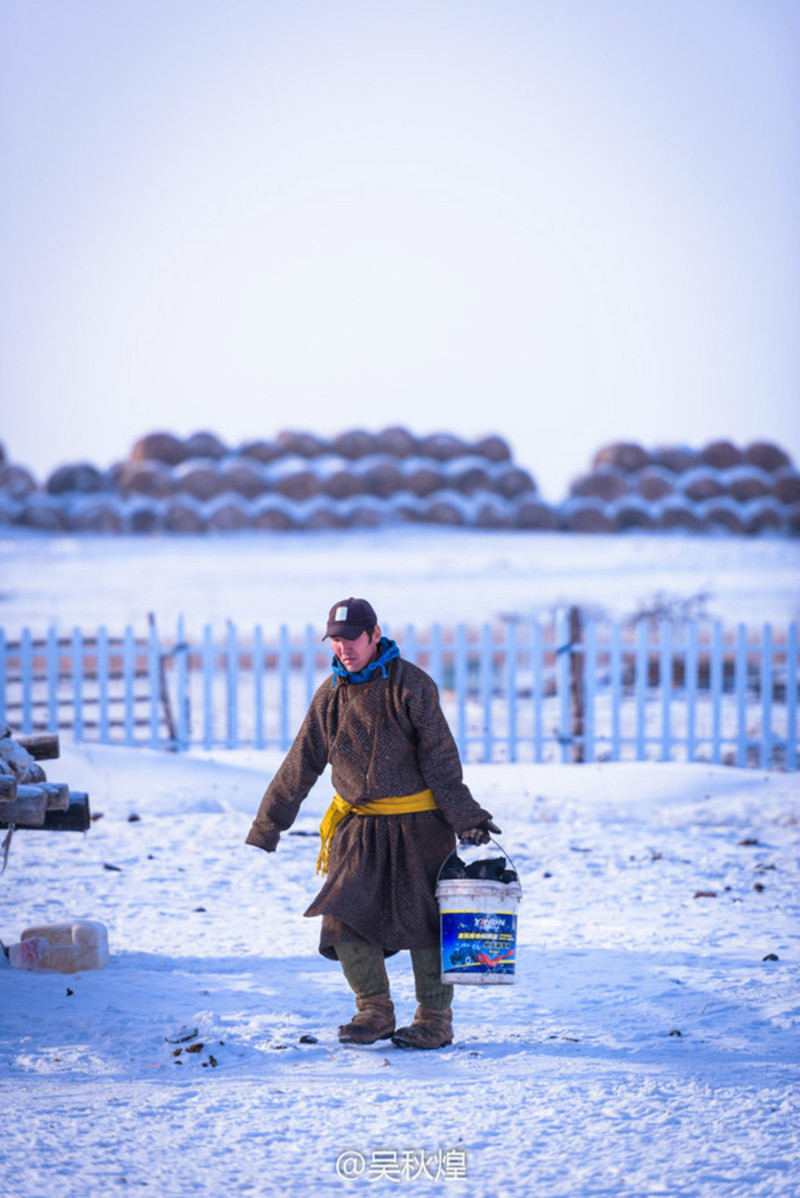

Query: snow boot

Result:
[336,940,395,1045]
[391,1004,453,1050]
[338,993,396,1045]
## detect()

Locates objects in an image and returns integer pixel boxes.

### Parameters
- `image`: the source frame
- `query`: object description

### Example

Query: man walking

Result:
[246,597,499,1049]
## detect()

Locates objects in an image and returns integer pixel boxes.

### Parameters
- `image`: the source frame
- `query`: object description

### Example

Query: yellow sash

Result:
[316,789,437,875]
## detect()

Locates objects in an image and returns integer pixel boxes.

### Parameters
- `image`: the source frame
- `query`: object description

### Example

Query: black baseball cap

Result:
[323,597,378,640]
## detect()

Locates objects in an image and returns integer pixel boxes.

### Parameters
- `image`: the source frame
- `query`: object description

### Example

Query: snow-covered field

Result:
[2,529,799,1197]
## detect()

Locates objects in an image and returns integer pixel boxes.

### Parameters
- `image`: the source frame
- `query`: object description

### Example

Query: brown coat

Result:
[246,653,492,958]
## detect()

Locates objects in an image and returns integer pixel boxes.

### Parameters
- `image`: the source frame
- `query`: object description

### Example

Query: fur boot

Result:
[338,993,396,1044]
[391,1004,453,1050]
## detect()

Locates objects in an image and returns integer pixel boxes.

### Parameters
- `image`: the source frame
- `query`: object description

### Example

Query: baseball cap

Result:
[323,597,378,640]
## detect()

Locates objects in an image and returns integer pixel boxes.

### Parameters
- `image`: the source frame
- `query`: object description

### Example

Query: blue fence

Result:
[1,612,797,768]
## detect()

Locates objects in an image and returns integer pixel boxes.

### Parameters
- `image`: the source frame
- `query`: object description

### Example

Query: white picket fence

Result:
[1,612,797,769]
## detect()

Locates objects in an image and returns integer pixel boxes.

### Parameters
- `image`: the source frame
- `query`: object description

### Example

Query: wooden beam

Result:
[0,789,47,827]
[0,775,17,800]
[16,733,60,761]
[38,792,91,833]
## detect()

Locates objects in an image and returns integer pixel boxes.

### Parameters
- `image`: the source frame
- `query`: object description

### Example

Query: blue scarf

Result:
[331,637,400,686]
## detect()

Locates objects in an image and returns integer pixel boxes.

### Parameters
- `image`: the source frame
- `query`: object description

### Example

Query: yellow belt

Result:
[316,789,438,875]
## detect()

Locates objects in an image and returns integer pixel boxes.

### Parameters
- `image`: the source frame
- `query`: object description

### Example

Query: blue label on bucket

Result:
[440,909,517,974]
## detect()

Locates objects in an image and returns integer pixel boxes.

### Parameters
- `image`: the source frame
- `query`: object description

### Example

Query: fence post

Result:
[71,627,84,743]
[254,623,265,750]
[202,624,214,749]
[735,623,748,767]
[123,625,135,745]
[227,620,239,750]
[567,607,584,763]
[97,625,110,742]
[47,626,59,733]
[21,628,33,735]
[761,623,773,769]
[176,615,190,751]
[787,622,798,770]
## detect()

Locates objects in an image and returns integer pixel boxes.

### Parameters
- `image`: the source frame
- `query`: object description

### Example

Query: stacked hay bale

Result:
[0,429,556,533]
[560,440,799,535]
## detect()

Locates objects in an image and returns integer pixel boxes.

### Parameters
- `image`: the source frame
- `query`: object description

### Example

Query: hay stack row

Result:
[0,432,797,534]
[0,428,548,531]
[561,439,800,535]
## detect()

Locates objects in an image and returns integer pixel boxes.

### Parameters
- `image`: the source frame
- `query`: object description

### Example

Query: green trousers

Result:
[336,941,453,1011]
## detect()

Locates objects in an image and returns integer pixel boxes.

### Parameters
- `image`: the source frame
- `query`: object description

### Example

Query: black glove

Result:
[459,819,502,846]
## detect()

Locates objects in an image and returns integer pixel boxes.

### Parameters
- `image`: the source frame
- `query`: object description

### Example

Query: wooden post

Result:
[568,606,585,763]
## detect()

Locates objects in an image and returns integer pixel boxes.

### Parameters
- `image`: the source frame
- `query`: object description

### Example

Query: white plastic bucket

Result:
[436,877,522,985]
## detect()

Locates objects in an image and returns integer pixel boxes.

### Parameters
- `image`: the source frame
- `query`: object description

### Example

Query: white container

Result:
[436,877,522,985]
[9,921,109,973]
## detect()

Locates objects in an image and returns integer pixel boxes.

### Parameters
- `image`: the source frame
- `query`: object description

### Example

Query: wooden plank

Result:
[29,792,91,832]
[0,775,18,800]
[0,788,47,827]
[37,781,71,811]
[16,732,60,760]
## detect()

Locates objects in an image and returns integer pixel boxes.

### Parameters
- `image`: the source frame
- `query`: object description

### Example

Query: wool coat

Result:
[246,650,493,959]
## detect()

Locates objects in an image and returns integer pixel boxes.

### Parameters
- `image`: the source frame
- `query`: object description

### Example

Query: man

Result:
[246,597,499,1050]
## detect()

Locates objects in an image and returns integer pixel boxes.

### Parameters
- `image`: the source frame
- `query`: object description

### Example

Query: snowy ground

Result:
[1,529,799,1196]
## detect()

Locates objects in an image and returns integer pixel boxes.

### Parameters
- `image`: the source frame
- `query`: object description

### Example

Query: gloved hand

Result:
[459,819,502,846]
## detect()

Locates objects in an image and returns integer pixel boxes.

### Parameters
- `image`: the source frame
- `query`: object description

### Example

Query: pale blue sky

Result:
[2,0,798,501]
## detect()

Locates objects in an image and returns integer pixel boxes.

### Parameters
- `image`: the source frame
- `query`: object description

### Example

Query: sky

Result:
[1,0,798,503]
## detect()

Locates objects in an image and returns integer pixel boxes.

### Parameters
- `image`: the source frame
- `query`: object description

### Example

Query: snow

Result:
[1,529,799,1197]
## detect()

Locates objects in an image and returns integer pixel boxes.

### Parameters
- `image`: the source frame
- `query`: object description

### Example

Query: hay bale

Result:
[375,426,419,457]
[635,466,675,501]
[786,502,800,537]
[513,498,560,530]
[612,496,658,531]
[700,440,742,470]
[239,439,282,465]
[337,497,385,528]
[491,463,537,500]
[743,498,785,535]
[0,494,21,525]
[698,498,746,535]
[723,466,772,503]
[592,441,651,473]
[276,430,329,458]
[117,460,175,498]
[680,467,726,503]
[356,456,405,498]
[654,497,703,532]
[569,468,627,502]
[123,498,165,534]
[651,445,699,474]
[164,495,207,533]
[18,494,70,531]
[251,496,296,531]
[332,430,378,460]
[772,467,800,505]
[183,431,227,460]
[421,491,471,525]
[442,456,492,495]
[419,433,468,461]
[205,495,252,531]
[173,460,225,501]
[269,457,320,502]
[130,432,187,466]
[46,463,106,495]
[402,461,446,497]
[474,495,515,529]
[0,463,38,501]
[322,468,365,500]
[559,498,615,533]
[297,500,345,530]
[68,496,125,534]
[218,459,268,499]
[471,434,512,463]
[743,441,792,473]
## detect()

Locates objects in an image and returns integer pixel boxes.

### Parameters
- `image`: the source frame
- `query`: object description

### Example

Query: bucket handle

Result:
[437,834,523,897]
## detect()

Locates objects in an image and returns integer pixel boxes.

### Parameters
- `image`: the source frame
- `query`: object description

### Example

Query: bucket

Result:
[436,842,522,985]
